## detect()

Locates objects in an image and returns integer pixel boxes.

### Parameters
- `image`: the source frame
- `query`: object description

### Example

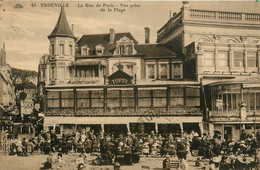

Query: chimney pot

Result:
[110,28,115,44]
[144,27,150,44]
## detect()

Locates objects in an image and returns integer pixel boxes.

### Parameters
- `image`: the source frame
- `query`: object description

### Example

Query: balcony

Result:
[157,7,260,43]
[209,110,260,121]
[45,108,202,117]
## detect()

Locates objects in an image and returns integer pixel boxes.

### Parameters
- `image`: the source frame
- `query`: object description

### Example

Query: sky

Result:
[1,1,260,71]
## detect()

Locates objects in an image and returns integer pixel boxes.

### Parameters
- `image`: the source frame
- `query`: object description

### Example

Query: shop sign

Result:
[107,70,132,84]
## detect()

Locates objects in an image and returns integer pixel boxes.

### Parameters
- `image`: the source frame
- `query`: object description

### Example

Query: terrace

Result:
[157,6,260,43]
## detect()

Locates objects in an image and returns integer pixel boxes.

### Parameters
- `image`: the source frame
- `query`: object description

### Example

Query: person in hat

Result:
[209,156,221,170]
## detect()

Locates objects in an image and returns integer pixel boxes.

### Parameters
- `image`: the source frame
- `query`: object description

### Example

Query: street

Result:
[0,152,203,170]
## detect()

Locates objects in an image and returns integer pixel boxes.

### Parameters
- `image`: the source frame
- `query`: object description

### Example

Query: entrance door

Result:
[224,127,232,141]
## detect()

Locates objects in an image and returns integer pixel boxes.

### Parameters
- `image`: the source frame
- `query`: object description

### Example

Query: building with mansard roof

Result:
[38,7,203,137]
[157,1,260,140]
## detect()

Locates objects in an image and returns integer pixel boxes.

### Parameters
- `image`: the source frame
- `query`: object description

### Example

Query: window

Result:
[170,88,184,107]
[160,64,168,79]
[95,44,104,55]
[51,67,55,79]
[247,53,257,67]
[125,45,132,55]
[81,45,89,55]
[82,49,88,55]
[173,63,181,79]
[204,51,214,67]
[147,65,155,79]
[125,65,133,76]
[51,44,55,55]
[234,52,244,67]
[119,45,124,55]
[69,45,73,56]
[59,44,65,55]
[218,52,229,67]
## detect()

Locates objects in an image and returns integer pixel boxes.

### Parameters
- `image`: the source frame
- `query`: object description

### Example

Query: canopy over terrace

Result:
[43,116,203,136]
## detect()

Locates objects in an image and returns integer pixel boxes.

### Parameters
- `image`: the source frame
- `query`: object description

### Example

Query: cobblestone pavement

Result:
[0,152,206,170]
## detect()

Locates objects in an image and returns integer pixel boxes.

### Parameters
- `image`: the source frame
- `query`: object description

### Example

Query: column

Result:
[101,124,105,133]
[169,59,172,80]
[228,46,233,72]
[155,123,158,134]
[244,49,247,72]
[222,124,224,139]
[59,91,62,110]
[73,88,77,112]
[103,87,107,112]
[134,87,138,111]
[166,86,170,111]
[180,122,183,137]
[126,123,130,133]
[199,122,204,135]
[156,60,159,80]
[257,49,260,73]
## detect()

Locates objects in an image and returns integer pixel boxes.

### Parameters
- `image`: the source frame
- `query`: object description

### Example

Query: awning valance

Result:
[46,89,73,92]
[76,88,103,91]
[138,87,167,90]
[71,60,106,66]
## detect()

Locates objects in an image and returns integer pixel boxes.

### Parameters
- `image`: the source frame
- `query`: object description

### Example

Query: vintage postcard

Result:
[1,1,260,169]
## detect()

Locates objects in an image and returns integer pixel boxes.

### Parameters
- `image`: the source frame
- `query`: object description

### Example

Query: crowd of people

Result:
[1,128,260,169]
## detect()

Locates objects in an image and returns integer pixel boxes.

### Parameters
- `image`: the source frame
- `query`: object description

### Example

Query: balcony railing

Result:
[157,7,260,43]
[45,108,202,117]
[209,110,260,119]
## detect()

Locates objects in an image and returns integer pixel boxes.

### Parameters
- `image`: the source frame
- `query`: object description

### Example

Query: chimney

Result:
[109,28,115,44]
[144,27,150,44]
[1,43,6,66]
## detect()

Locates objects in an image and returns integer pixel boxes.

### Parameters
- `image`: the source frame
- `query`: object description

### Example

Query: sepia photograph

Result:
[1,1,260,169]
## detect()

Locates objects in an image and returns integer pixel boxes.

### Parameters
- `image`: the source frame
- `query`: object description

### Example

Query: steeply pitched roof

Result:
[48,7,75,39]
[135,44,177,58]
[75,32,178,59]
[76,33,138,56]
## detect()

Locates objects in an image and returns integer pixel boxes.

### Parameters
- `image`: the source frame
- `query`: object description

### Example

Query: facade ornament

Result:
[213,34,220,40]
[240,36,247,43]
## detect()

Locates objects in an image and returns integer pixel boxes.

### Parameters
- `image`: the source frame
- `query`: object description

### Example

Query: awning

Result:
[46,89,73,92]
[71,60,106,66]
[107,88,134,91]
[243,84,260,88]
[138,87,167,90]
[77,88,103,91]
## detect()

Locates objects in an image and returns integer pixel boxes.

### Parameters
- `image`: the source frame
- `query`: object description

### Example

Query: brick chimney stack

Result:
[145,27,150,44]
[109,28,115,44]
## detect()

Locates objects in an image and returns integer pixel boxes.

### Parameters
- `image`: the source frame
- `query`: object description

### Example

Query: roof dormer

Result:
[114,36,137,55]
[81,45,90,56]
[95,44,105,56]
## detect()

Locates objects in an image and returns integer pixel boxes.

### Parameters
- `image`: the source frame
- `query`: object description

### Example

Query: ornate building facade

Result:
[157,2,260,140]
[38,7,203,137]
